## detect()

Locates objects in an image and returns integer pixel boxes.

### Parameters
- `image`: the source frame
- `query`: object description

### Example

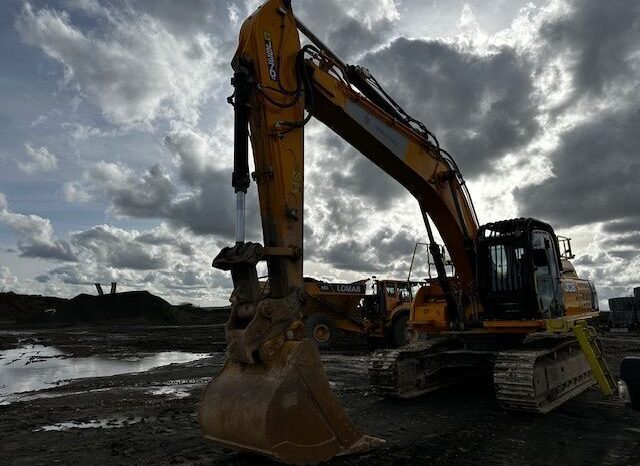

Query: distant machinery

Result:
[608,287,640,332]
[94,282,117,296]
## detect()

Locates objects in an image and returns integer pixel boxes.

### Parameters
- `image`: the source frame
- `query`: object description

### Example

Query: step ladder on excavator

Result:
[547,316,617,396]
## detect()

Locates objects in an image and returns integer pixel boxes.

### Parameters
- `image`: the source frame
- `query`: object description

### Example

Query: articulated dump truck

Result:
[303,277,419,349]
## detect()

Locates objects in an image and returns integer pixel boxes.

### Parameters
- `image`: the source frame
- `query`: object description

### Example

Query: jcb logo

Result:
[263,31,277,81]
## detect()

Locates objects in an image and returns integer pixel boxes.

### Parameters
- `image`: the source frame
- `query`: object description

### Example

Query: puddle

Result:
[35,416,142,432]
[2,387,112,405]
[0,345,209,403]
[147,386,191,399]
[145,376,212,399]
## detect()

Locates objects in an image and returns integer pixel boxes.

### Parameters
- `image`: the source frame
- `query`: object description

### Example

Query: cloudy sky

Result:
[0,0,638,307]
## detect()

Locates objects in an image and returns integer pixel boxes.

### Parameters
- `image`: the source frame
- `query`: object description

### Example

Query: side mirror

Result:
[620,357,640,411]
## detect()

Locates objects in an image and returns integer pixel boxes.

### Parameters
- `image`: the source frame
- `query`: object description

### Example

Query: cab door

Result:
[531,231,563,317]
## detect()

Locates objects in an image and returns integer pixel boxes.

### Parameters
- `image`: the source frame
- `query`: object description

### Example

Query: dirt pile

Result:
[0,291,229,327]
[0,292,67,325]
[55,291,173,324]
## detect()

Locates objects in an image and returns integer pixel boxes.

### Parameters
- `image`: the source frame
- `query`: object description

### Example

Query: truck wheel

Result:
[305,314,337,350]
[391,314,418,347]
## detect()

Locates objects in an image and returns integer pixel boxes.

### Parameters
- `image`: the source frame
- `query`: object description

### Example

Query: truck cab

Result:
[361,278,419,347]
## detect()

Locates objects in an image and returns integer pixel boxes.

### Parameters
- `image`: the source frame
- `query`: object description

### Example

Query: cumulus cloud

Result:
[515,108,640,228]
[361,38,539,177]
[0,266,20,292]
[297,0,398,43]
[38,222,233,304]
[572,245,640,308]
[64,124,261,239]
[134,0,242,36]
[325,16,394,60]
[0,210,232,304]
[603,220,640,235]
[18,143,58,173]
[314,133,406,209]
[514,0,640,229]
[0,194,76,261]
[163,122,226,184]
[6,0,640,304]
[70,225,168,270]
[15,2,219,125]
[66,162,177,217]
[279,0,400,60]
[539,0,640,104]
[325,227,416,273]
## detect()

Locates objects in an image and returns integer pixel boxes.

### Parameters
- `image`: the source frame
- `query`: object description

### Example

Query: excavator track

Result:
[370,333,595,413]
[494,335,595,413]
[369,337,493,398]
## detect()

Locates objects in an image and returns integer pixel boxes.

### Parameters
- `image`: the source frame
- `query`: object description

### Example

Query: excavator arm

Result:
[199,0,480,463]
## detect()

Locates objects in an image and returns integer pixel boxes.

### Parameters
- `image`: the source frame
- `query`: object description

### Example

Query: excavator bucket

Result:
[198,339,380,465]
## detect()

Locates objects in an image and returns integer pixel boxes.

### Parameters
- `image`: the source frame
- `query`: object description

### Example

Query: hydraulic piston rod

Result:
[235,191,246,244]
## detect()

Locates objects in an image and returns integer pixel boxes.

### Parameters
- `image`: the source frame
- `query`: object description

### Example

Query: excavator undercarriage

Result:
[369,333,596,414]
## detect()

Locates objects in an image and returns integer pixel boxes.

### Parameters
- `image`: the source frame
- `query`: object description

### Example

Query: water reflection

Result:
[147,386,191,399]
[36,416,142,432]
[0,344,208,402]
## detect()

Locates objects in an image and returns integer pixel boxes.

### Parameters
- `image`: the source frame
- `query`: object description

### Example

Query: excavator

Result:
[198,0,612,464]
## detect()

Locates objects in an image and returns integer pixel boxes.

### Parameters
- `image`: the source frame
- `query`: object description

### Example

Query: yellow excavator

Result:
[198,0,612,464]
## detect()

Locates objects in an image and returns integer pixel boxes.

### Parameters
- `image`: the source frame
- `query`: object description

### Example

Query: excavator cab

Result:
[477,218,564,320]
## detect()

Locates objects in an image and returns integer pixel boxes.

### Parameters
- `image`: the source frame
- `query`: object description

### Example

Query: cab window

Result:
[385,283,397,296]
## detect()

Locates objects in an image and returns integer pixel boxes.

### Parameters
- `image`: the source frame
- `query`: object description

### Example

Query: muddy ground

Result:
[1,326,640,466]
